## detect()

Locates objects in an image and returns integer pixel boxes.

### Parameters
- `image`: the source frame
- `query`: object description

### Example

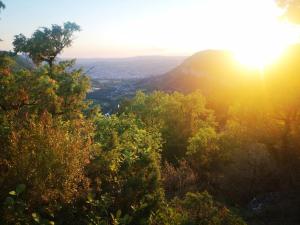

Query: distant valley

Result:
[81,50,257,113]
[77,56,186,113]
[84,47,299,115]
[76,56,185,79]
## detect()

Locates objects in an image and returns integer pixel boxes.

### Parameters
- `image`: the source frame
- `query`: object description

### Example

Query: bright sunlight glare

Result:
[135,0,300,69]
[3,0,300,60]
[227,1,300,69]
[232,19,299,69]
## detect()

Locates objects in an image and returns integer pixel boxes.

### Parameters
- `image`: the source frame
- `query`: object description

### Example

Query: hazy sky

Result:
[1,0,300,58]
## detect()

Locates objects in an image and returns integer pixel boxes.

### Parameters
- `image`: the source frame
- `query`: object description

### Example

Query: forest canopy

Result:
[1,1,300,225]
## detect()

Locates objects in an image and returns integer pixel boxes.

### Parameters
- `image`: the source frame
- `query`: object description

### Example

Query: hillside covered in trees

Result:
[1,1,300,225]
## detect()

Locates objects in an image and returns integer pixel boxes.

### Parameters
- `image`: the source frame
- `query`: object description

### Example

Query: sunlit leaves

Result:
[88,114,163,224]
[123,90,215,163]
[13,22,80,67]
[0,1,5,10]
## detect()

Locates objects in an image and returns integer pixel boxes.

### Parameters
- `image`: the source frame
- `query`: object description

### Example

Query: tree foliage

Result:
[4,10,300,224]
[13,22,80,69]
[122,91,215,163]
[0,1,5,12]
[87,114,163,224]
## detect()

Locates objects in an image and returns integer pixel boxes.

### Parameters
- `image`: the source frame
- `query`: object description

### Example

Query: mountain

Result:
[81,56,185,113]
[146,50,259,93]
[86,50,263,114]
[86,47,300,115]
[143,50,261,120]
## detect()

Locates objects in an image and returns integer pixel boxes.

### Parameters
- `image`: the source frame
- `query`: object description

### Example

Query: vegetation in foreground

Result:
[1,1,300,224]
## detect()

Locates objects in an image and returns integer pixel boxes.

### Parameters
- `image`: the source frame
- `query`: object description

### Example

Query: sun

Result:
[232,23,296,70]
[229,2,300,70]
[233,41,286,70]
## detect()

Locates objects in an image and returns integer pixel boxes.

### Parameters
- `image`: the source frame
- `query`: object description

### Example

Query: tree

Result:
[162,160,197,199]
[0,113,92,207]
[264,46,300,190]
[0,1,4,12]
[87,114,163,224]
[0,58,91,119]
[0,1,5,41]
[0,1,4,13]
[219,119,277,203]
[13,22,80,72]
[186,127,228,190]
[123,91,215,163]
[173,192,246,225]
[0,53,95,218]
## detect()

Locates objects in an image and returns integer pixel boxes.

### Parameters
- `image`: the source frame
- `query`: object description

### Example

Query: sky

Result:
[1,0,300,58]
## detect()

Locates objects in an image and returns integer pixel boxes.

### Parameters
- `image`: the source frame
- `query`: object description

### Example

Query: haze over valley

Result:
[2,1,300,225]
[76,56,185,80]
